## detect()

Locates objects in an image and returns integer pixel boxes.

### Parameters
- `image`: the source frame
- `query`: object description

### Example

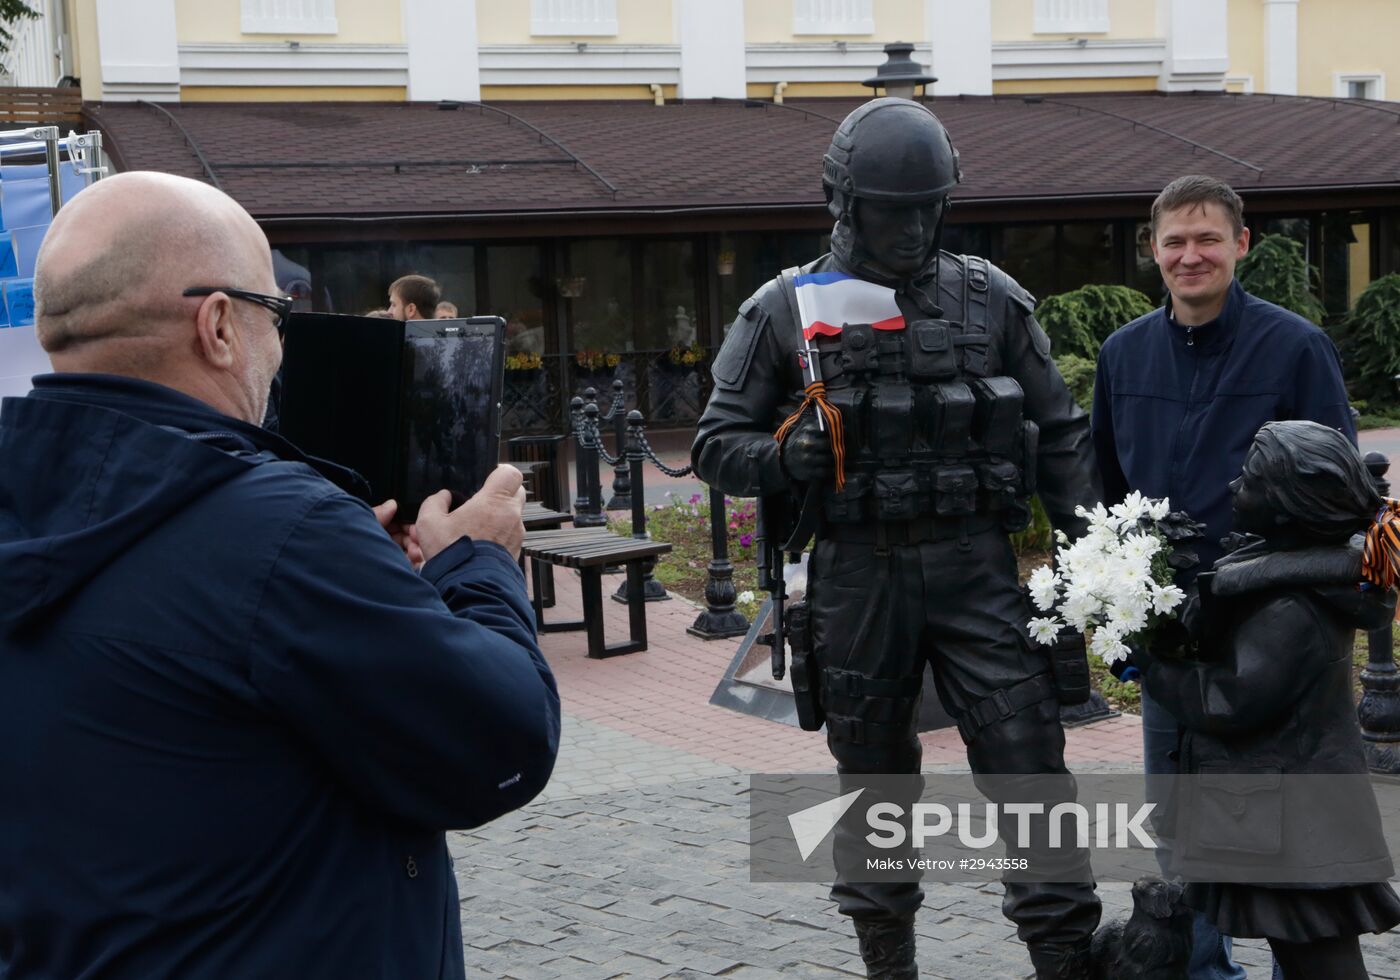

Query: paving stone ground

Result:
[461,430,1400,977]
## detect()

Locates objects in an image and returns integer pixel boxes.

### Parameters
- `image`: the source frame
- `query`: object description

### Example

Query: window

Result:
[531,0,618,37]
[793,0,873,36]
[389,243,476,320]
[716,231,829,335]
[241,0,337,35]
[1337,73,1384,100]
[565,239,632,355]
[639,240,698,351]
[1034,0,1108,34]
[486,245,549,356]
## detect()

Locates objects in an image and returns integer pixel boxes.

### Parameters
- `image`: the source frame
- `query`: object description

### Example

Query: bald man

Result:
[0,172,559,979]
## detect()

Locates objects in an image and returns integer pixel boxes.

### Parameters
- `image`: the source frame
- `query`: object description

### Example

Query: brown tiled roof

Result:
[83,93,1400,221]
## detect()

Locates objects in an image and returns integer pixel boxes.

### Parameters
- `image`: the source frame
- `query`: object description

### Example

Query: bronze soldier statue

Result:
[692,98,1103,979]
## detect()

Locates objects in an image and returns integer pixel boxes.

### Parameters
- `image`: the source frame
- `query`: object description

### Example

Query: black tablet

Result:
[278,313,505,522]
[398,317,505,520]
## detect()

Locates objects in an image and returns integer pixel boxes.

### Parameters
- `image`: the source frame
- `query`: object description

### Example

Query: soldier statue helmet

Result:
[823,98,962,279]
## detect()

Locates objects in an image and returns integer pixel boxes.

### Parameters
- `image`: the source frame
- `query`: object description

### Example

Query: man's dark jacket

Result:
[0,375,561,979]
[1092,280,1355,572]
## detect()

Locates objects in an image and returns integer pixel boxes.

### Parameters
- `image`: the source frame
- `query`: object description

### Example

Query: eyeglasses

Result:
[183,286,294,339]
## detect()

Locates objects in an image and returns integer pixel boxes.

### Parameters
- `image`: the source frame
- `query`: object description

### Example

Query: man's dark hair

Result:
[390,274,441,318]
[1150,175,1245,238]
[1247,420,1379,542]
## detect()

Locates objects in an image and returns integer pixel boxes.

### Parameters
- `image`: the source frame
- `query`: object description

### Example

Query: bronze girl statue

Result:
[1136,420,1400,979]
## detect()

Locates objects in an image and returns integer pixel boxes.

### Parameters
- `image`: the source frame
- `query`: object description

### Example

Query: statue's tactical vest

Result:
[780,255,1038,529]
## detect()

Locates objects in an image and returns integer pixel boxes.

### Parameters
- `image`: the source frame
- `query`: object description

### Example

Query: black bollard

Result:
[613,410,669,603]
[575,400,608,528]
[569,395,590,524]
[687,485,751,640]
[605,379,632,511]
[1359,451,1400,773]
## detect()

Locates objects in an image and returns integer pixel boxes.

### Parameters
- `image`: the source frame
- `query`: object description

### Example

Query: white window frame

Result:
[1335,72,1385,101]
[793,0,874,36]
[241,0,338,35]
[1034,0,1109,35]
[530,0,618,37]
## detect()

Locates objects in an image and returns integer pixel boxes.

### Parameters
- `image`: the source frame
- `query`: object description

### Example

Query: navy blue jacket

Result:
[0,375,560,979]
[1092,280,1355,574]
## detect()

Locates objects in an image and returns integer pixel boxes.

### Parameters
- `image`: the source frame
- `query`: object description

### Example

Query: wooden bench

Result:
[522,527,672,659]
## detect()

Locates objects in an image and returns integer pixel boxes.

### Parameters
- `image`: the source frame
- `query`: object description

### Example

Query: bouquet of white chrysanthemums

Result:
[1026,492,1195,667]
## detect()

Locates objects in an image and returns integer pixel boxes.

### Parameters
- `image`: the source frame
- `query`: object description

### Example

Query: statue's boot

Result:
[1027,939,1093,980]
[853,916,918,979]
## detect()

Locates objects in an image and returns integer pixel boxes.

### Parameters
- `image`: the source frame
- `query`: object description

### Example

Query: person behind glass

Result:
[387,273,440,321]
[1134,420,1400,979]
[435,300,458,319]
[1091,175,1356,980]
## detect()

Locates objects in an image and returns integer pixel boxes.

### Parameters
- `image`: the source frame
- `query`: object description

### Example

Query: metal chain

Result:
[599,387,626,423]
[575,416,622,466]
[634,426,694,478]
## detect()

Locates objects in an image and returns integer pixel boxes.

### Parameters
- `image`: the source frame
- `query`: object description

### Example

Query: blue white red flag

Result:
[792,271,905,341]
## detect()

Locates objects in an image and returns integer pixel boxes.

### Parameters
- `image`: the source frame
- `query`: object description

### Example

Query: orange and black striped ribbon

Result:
[775,380,846,492]
[1362,498,1400,589]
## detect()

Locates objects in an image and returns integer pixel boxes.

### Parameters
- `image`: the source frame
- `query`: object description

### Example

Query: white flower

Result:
[737,590,755,604]
[1146,498,1171,521]
[1027,565,1061,611]
[1150,582,1186,615]
[1060,588,1103,632]
[1028,617,1064,646]
[1109,491,1147,531]
[1054,529,1070,546]
[1108,601,1148,635]
[1121,532,1162,564]
[1091,626,1131,666]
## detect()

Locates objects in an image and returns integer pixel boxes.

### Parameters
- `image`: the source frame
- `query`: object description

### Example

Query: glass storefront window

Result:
[639,239,698,351]
[941,223,991,260]
[1128,221,1164,300]
[565,239,632,354]
[486,244,549,355]
[272,247,315,312]
[1060,222,1117,290]
[1320,211,1371,314]
[388,243,476,317]
[314,245,386,316]
[996,225,1057,300]
[717,230,828,334]
[1381,212,1400,279]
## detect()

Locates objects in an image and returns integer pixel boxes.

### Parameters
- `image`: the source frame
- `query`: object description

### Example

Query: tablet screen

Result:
[398,317,504,521]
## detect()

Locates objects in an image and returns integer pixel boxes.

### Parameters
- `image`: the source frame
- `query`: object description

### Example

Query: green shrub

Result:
[1335,273,1400,408]
[1054,353,1096,413]
[1235,233,1326,324]
[1034,284,1156,360]
[1010,496,1053,555]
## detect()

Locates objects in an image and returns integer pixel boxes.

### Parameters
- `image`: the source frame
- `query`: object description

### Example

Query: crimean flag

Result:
[793,271,905,341]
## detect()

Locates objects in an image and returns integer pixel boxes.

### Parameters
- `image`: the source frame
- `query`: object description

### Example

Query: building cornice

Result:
[173,37,1188,92]
[993,39,1167,80]
[178,42,408,88]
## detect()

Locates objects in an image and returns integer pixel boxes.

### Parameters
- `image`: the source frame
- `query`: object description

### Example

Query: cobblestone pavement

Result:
[453,771,1400,979]
[464,471,1400,978]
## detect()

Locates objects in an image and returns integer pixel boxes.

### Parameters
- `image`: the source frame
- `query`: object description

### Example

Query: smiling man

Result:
[1091,174,1355,980]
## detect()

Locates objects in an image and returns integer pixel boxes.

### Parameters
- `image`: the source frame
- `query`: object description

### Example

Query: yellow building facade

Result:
[10,2,1397,105]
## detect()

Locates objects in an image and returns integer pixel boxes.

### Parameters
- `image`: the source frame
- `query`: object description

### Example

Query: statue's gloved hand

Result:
[778,412,834,483]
